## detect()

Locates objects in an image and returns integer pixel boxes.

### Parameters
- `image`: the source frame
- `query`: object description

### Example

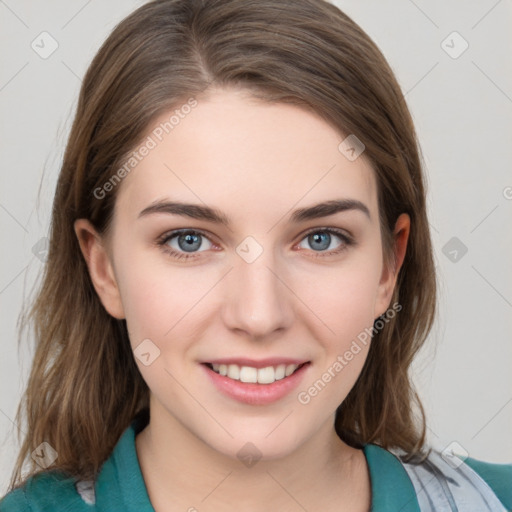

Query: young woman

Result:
[1,0,510,511]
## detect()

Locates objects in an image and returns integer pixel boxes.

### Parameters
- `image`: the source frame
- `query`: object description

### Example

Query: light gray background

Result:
[1,0,511,494]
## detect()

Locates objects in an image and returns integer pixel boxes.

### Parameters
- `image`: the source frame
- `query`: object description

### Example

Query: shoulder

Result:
[0,416,149,512]
[364,443,511,511]
[0,470,93,512]
[464,455,512,508]
[397,447,512,511]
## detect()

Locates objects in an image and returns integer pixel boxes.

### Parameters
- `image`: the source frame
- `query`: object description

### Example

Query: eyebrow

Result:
[138,198,371,225]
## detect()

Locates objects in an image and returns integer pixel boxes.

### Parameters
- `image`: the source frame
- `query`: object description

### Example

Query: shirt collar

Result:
[363,443,421,511]
[95,416,420,512]
[95,414,155,512]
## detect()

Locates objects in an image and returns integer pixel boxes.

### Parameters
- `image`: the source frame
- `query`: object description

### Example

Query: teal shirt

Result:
[1,415,511,511]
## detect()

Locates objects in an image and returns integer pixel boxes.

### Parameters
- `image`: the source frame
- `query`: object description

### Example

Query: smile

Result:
[205,362,306,385]
[201,359,311,405]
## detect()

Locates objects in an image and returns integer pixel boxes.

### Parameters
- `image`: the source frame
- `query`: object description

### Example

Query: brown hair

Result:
[8,0,436,491]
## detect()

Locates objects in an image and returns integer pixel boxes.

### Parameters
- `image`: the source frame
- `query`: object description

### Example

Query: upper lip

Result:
[203,357,310,369]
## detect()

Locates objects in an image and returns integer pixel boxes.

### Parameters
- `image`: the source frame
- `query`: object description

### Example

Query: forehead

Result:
[115,87,377,225]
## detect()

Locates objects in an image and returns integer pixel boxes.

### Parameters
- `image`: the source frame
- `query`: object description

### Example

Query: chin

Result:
[196,419,308,463]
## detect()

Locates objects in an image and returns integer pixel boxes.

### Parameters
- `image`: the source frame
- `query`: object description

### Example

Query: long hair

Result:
[8,0,436,490]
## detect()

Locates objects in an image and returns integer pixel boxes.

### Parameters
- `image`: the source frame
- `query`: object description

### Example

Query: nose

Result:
[221,249,294,340]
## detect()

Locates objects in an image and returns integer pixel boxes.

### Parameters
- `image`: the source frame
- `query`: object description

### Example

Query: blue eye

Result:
[157,227,353,261]
[297,228,352,255]
[159,230,213,259]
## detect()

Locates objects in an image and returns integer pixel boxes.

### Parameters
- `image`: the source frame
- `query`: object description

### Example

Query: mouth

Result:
[203,361,309,385]
[201,359,311,405]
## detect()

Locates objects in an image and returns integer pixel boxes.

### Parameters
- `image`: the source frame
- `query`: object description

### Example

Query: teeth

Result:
[274,365,286,380]
[227,364,240,380]
[209,363,302,384]
[285,364,297,377]
[240,366,258,383]
[257,366,276,384]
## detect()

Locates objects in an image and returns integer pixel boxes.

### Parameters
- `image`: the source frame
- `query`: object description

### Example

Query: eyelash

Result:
[156,227,354,261]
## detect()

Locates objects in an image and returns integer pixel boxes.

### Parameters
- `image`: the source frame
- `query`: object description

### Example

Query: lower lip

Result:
[201,363,310,405]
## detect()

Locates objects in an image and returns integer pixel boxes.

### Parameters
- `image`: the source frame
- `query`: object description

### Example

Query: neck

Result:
[135,398,368,512]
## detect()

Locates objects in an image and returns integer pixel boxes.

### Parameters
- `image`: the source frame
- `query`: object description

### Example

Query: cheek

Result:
[115,249,216,351]
[292,251,383,342]
[111,241,171,343]
[115,261,202,397]
[293,263,380,410]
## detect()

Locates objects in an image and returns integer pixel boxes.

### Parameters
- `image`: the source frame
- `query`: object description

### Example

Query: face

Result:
[76,86,408,461]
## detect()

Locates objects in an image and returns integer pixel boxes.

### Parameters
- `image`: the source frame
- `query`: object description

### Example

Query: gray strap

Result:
[396,449,507,511]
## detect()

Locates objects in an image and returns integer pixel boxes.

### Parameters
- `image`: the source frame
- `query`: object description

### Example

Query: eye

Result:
[157,229,214,260]
[297,228,353,256]
[157,227,354,261]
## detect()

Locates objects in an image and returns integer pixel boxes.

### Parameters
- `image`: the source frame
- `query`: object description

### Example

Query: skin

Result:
[75,86,409,512]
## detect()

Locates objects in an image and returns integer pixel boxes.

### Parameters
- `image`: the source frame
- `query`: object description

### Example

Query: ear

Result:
[74,219,125,319]
[373,213,410,318]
